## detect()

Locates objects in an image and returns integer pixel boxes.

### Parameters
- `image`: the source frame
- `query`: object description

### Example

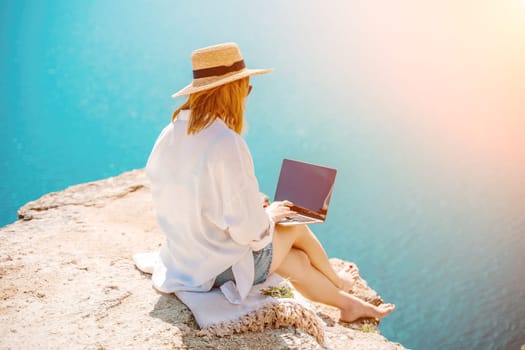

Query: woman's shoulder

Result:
[148,123,175,151]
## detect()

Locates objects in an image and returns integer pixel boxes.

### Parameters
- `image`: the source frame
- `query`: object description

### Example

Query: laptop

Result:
[273,159,337,226]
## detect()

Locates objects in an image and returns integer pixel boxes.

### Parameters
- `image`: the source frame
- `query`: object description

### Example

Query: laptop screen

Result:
[274,159,337,218]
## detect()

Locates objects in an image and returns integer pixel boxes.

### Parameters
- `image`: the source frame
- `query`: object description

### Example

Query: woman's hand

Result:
[265,200,296,223]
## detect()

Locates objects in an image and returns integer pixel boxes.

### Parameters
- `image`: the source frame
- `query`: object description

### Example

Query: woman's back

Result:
[146,109,270,295]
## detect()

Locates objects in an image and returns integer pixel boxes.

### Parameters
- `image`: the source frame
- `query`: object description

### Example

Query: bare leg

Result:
[270,224,347,289]
[276,248,395,322]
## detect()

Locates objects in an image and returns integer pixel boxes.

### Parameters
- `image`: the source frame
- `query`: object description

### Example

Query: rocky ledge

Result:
[0,170,406,349]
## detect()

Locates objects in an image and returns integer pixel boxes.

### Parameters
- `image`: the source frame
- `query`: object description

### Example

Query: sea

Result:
[1,1,524,349]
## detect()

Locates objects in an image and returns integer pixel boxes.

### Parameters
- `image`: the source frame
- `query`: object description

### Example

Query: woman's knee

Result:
[275,248,310,277]
[270,225,310,273]
[292,249,310,266]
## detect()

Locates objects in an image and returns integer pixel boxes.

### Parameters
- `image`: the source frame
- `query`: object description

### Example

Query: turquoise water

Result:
[2,1,524,349]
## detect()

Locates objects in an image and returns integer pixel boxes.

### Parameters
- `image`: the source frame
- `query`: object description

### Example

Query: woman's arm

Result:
[212,134,277,249]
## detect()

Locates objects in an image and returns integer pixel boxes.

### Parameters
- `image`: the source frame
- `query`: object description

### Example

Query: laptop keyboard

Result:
[287,215,315,223]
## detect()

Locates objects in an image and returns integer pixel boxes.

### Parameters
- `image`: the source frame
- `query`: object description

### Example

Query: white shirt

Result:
[145,110,274,302]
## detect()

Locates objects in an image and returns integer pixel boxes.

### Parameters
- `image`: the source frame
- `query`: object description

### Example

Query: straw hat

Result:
[171,42,272,98]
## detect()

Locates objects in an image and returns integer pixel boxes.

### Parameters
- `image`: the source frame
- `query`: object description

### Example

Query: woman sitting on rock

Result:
[145,42,395,322]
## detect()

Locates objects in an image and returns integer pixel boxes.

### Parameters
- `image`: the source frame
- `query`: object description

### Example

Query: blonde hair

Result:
[171,78,249,135]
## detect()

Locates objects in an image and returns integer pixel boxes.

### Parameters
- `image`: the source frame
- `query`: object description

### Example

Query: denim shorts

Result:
[214,243,273,287]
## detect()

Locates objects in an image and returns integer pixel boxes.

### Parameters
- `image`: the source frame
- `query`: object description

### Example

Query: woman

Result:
[146,42,395,322]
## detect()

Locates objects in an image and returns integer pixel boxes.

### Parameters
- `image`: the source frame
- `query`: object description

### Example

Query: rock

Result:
[0,169,406,349]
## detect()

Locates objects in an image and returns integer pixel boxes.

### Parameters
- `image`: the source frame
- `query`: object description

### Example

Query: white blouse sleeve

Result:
[212,133,274,251]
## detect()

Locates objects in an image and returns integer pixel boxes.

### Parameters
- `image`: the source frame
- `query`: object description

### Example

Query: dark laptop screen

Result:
[274,159,337,217]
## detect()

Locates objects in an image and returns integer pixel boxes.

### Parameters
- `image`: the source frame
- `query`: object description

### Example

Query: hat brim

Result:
[171,68,273,98]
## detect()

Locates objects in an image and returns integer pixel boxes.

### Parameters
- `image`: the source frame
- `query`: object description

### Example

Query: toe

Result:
[344,263,360,274]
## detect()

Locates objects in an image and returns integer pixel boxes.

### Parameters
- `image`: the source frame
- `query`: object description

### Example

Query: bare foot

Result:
[337,263,360,291]
[339,296,395,323]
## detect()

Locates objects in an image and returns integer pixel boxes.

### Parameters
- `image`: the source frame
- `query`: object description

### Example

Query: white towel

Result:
[178,274,292,326]
[133,251,323,331]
